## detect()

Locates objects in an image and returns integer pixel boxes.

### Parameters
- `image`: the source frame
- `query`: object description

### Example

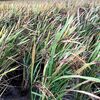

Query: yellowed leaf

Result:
[75,62,95,75]
[0,31,3,37]
[31,43,36,83]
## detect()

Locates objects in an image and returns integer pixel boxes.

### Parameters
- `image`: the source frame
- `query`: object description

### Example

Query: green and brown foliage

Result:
[0,0,100,100]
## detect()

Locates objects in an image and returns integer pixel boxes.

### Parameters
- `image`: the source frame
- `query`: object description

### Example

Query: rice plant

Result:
[0,0,100,100]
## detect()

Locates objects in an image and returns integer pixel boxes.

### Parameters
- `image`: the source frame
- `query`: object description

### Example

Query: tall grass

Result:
[0,1,100,100]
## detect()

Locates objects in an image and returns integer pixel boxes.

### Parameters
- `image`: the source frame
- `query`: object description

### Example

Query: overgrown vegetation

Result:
[0,1,100,100]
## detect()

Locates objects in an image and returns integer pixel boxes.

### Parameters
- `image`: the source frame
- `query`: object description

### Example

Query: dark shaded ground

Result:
[1,87,29,100]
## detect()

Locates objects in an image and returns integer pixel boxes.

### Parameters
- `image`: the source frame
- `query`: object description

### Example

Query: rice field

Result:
[0,0,100,100]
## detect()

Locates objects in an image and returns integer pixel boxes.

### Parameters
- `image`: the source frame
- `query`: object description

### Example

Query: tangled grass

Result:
[0,0,100,100]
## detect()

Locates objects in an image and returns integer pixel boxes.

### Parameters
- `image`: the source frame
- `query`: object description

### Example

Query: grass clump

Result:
[0,1,100,100]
